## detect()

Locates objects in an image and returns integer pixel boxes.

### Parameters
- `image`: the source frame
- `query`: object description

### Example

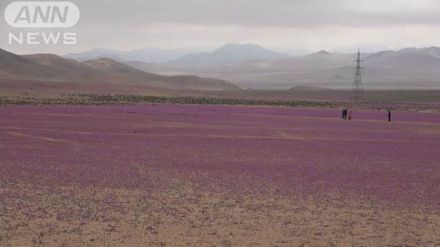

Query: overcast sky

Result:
[1,0,440,55]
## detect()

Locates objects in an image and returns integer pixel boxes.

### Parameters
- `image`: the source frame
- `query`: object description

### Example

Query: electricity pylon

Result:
[351,49,364,104]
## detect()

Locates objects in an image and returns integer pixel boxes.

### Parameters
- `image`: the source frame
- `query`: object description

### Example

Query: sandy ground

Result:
[1,175,440,247]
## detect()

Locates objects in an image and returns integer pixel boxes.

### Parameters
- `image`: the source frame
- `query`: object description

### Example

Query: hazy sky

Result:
[1,0,440,55]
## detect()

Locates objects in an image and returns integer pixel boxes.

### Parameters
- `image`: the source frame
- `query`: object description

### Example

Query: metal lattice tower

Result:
[351,49,363,104]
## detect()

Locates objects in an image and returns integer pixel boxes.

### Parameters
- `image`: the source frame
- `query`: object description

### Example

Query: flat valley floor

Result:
[0,105,439,246]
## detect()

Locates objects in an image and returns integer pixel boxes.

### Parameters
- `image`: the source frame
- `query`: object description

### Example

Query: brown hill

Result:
[23,54,103,83]
[0,50,65,81]
[83,58,241,91]
[0,49,241,96]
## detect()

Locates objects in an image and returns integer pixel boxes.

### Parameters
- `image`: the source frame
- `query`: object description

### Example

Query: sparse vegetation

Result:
[1,91,439,112]
[0,94,336,108]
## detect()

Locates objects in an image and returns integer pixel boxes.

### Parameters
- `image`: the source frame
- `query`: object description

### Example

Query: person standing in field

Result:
[348,110,352,120]
[388,109,392,122]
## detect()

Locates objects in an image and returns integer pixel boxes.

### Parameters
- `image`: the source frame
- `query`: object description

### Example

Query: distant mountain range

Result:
[167,43,292,67]
[123,45,440,90]
[0,49,241,96]
[65,43,292,65]
[2,44,440,96]
[65,47,192,63]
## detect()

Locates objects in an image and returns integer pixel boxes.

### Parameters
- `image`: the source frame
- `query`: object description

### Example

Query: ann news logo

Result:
[4,1,80,45]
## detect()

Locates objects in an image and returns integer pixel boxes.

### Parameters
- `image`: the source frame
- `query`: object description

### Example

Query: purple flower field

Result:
[1,104,440,246]
[1,105,439,206]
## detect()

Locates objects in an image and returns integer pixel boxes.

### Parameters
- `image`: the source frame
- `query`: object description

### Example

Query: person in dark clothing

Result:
[342,108,348,120]
[388,109,392,122]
